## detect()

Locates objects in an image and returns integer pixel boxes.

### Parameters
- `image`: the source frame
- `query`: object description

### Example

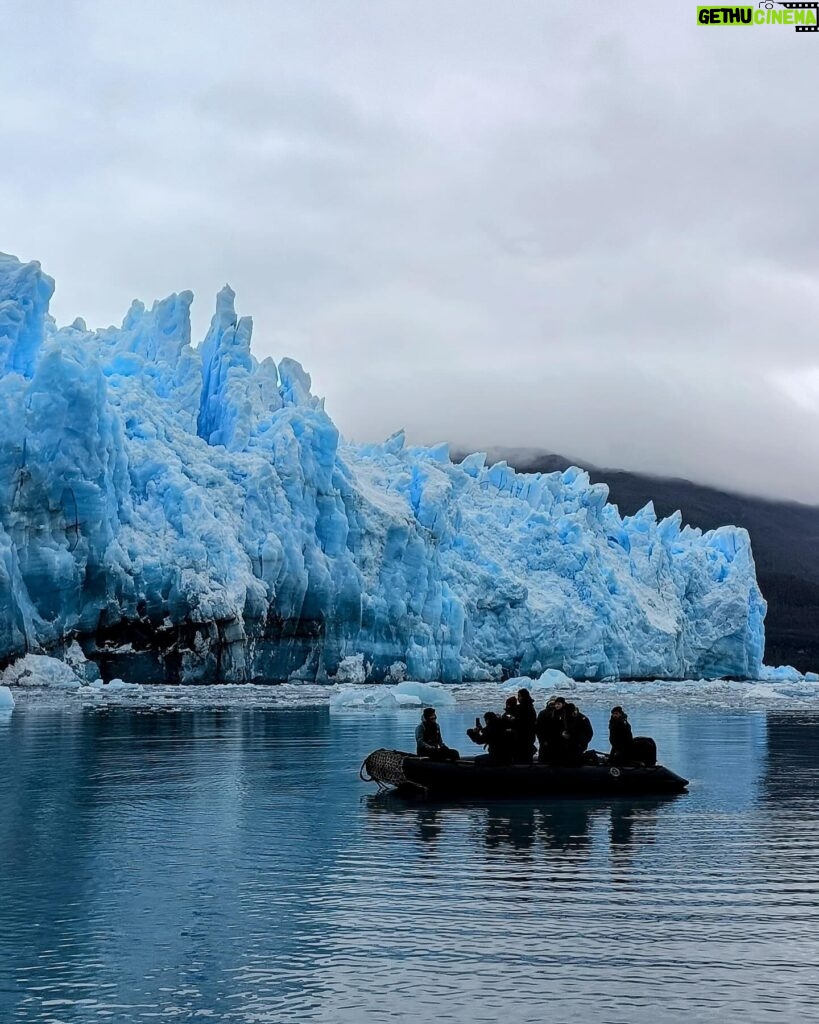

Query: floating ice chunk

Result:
[104,678,142,693]
[500,668,576,694]
[805,672,819,683]
[744,683,784,700]
[394,692,422,708]
[502,675,537,693]
[327,684,424,712]
[0,685,14,710]
[394,681,456,707]
[0,654,82,689]
[329,686,398,712]
[534,668,577,692]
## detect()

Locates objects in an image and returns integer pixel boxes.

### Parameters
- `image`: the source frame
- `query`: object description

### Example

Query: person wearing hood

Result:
[501,694,519,728]
[513,688,537,763]
[415,707,459,761]
[608,706,634,765]
[565,702,594,762]
[609,706,657,767]
[535,695,569,764]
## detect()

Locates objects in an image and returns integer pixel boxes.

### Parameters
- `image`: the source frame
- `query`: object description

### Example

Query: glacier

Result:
[0,252,767,684]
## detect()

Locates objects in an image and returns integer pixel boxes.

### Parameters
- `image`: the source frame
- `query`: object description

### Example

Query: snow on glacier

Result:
[0,252,768,684]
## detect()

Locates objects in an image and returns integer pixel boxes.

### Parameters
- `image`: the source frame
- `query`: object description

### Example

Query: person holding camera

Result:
[467,711,514,764]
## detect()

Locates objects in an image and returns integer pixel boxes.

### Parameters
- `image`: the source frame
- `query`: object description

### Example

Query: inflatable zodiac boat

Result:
[361,749,689,799]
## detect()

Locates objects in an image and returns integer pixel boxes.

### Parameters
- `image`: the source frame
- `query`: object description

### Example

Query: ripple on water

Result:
[2,704,819,1022]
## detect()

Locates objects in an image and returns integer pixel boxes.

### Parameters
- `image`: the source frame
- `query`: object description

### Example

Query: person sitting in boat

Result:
[608,705,632,761]
[609,706,657,767]
[502,694,537,762]
[467,711,514,764]
[513,687,537,763]
[502,695,518,731]
[415,707,460,762]
[535,695,570,763]
[565,702,594,763]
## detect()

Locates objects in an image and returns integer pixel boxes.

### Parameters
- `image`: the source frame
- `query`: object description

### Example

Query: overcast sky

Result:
[3,1,819,502]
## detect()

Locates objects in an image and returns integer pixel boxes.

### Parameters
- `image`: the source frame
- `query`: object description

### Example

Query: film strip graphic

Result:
[773,1,819,31]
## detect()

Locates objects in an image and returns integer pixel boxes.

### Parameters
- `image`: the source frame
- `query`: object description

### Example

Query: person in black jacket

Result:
[609,706,657,766]
[535,695,569,764]
[608,706,634,765]
[565,702,594,762]
[514,688,537,763]
[501,695,518,725]
[415,707,459,761]
[467,711,514,764]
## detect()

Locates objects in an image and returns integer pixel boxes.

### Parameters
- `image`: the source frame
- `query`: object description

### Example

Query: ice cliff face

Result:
[0,253,766,683]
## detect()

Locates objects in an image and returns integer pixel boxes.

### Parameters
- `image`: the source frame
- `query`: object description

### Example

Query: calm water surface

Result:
[2,700,819,1023]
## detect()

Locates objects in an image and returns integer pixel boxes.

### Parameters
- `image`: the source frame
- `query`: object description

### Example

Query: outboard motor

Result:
[631,737,657,767]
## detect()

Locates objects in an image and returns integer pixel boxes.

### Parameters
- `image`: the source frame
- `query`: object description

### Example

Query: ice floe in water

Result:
[104,678,143,694]
[393,681,456,707]
[328,680,458,713]
[1,649,817,714]
[503,668,576,693]
[329,687,420,713]
[3,673,819,715]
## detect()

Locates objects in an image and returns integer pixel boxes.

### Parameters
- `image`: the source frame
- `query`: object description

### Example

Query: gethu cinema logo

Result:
[697,3,819,29]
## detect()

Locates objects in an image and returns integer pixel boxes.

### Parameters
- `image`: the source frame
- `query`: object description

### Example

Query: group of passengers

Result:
[415,691,652,767]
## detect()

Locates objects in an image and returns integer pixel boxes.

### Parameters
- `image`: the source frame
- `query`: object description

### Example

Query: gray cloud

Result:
[2,0,818,501]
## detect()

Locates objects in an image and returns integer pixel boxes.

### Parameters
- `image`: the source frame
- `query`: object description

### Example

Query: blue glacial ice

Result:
[0,252,768,684]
